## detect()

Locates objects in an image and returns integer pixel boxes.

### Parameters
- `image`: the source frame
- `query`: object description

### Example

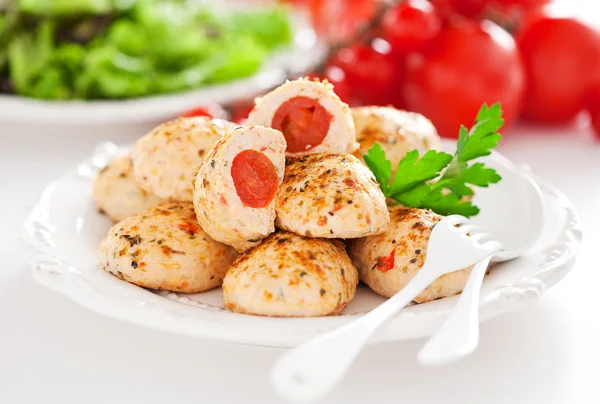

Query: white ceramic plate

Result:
[0,12,324,126]
[24,141,582,347]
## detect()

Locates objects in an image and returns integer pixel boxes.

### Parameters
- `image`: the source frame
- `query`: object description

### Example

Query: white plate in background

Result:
[0,10,324,126]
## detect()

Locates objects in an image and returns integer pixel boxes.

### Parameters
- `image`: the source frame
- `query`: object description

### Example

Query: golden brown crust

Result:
[223,231,358,317]
[348,207,472,303]
[92,155,164,222]
[275,154,389,239]
[352,106,442,170]
[98,202,238,293]
[131,117,237,201]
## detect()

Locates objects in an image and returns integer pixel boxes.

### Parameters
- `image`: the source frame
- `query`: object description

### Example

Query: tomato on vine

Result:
[517,13,600,123]
[229,104,255,124]
[180,104,226,119]
[309,65,354,104]
[381,0,442,53]
[403,19,524,138]
[586,85,600,140]
[449,0,491,18]
[333,37,404,107]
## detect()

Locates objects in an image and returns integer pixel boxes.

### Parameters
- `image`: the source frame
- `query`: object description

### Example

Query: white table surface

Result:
[2,1,600,399]
[1,118,599,404]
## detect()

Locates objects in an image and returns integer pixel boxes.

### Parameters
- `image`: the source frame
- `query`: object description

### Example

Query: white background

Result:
[2,2,600,403]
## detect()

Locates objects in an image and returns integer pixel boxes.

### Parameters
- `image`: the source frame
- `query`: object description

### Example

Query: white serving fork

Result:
[417,170,545,366]
[416,252,497,367]
[271,215,503,403]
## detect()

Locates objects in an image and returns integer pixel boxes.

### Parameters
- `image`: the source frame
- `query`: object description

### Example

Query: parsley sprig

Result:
[364,103,503,217]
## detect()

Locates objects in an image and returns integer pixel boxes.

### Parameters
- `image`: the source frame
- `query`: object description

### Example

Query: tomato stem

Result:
[312,0,406,74]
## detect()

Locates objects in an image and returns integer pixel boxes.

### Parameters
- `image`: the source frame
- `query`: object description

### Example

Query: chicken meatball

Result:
[352,106,442,169]
[193,125,286,252]
[93,155,164,222]
[131,117,237,201]
[223,232,358,317]
[246,78,357,157]
[276,154,389,239]
[98,202,238,293]
[348,207,472,303]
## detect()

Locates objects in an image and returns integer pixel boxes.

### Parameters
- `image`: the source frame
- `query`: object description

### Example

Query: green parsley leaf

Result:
[387,149,453,197]
[432,162,502,198]
[392,183,431,208]
[458,162,502,186]
[363,142,391,195]
[423,191,480,217]
[457,103,503,162]
[394,185,480,217]
[433,175,474,198]
[436,103,503,196]
[363,102,504,218]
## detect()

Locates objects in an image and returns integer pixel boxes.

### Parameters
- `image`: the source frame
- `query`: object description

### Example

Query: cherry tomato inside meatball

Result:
[271,96,333,153]
[231,150,279,209]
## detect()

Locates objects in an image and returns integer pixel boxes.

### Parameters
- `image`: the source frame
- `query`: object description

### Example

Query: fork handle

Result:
[417,255,493,366]
[271,267,441,403]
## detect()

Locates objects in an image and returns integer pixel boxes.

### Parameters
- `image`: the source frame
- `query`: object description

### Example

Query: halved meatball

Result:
[98,202,238,293]
[247,78,357,157]
[93,155,163,222]
[193,125,286,252]
[131,117,237,201]
[223,232,358,317]
[348,207,472,303]
[276,153,389,239]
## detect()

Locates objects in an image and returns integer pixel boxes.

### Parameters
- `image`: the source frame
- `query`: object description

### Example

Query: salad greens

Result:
[19,0,115,16]
[0,0,293,100]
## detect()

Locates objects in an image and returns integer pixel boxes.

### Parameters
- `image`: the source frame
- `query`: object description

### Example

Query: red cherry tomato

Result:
[450,0,490,17]
[585,85,600,140]
[486,0,550,35]
[428,0,454,19]
[334,38,404,107]
[180,104,226,119]
[231,150,279,208]
[403,19,524,138]
[309,65,354,104]
[271,96,333,153]
[323,65,354,104]
[517,14,600,123]
[495,0,550,8]
[382,0,441,53]
[230,104,254,124]
[300,0,376,41]
[335,0,378,40]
